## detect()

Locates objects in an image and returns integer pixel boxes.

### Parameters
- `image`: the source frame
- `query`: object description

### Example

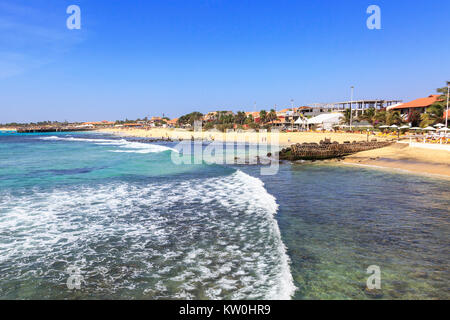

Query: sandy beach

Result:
[342,143,450,178]
[97,127,388,146]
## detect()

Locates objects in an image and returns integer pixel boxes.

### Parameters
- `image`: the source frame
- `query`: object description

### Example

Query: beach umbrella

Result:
[423,126,436,131]
[434,123,445,128]
[410,127,422,130]
[379,125,389,128]
[399,125,410,129]
[438,127,449,132]
[390,125,399,128]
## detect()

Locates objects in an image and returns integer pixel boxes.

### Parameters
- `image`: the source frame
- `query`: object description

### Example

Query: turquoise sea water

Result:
[0,132,448,299]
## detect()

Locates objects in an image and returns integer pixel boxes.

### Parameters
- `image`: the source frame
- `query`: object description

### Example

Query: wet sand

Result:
[342,143,450,178]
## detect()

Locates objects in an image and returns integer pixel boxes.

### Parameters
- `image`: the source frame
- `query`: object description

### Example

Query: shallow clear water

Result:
[240,163,450,299]
[0,132,448,299]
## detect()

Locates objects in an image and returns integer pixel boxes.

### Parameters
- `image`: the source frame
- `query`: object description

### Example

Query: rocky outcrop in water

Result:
[279,139,392,161]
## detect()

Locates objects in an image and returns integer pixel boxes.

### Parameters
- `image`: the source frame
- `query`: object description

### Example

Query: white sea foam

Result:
[0,170,295,299]
[39,136,177,153]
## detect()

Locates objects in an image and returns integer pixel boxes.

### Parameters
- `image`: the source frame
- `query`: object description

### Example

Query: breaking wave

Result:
[0,170,295,299]
[39,136,177,153]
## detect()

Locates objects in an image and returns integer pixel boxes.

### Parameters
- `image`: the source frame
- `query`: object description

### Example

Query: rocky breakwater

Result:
[279,139,393,161]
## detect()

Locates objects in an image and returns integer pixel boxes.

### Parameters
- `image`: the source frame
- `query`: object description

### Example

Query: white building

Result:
[295,113,343,131]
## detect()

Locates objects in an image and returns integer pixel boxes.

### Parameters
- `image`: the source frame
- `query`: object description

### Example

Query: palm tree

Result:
[245,114,254,125]
[419,82,448,127]
[420,104,444,127]
[373,110,387,126]
[341,109,351,125]
[234,111,247,125]
[259,110,267,124]
[267,109,278,125]
[357,107,376,125]
[386,111,403,125]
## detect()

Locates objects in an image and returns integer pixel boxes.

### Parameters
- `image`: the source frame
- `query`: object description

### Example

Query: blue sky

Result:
[1,0,449,123]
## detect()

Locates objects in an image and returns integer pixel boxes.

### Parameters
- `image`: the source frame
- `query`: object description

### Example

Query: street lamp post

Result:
[291,99,294,131]
[350,86,354,131]
[446,81,449,129]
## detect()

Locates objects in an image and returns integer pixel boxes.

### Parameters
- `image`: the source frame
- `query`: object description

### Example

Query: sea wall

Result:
[279,139,393,161]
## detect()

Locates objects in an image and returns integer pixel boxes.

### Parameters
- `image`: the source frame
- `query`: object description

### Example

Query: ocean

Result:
[0,132,448,299]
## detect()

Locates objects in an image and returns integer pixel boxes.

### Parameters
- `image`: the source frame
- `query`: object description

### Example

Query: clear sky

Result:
[1,0,449,123]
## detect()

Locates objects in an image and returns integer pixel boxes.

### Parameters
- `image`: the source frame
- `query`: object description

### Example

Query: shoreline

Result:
[97,128,450,178]
[96,127,389,147]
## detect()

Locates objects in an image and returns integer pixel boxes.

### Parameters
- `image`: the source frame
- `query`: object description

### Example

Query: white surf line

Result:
[39,136,178,153]
[235,170,297,299]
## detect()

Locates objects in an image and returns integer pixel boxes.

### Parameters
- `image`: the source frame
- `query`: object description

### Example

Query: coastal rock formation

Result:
[279,139,392,161]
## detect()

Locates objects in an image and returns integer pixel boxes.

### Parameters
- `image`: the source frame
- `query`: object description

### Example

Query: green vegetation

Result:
[177,112,204,126]
[355,108,405,127]
[267,109,278,124]
[177,110,258,131]
[420,83,448,127]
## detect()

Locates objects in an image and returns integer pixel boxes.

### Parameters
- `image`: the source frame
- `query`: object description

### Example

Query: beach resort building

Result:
[167,118,178,128]
[245,112,260,123]
[306,99,402,117]
[275,108,292,117]
[296,106,323,117]
[80,121,115,128]
[295,113,344,131]
[123,123,145,128]
[386,94,441,120]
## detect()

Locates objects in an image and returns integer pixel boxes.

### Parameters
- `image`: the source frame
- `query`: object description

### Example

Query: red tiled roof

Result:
[390,95,441,110]
[167,118,178,124]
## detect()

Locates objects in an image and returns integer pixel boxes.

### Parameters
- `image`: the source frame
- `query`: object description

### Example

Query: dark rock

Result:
[278,141,392,161]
